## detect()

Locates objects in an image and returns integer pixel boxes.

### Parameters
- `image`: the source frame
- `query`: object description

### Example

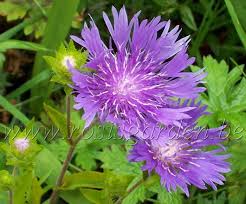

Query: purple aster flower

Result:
[129,100,230,196]
[70,6,206,130]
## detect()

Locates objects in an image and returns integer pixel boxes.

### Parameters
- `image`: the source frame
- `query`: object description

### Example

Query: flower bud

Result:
[14,138,29,152]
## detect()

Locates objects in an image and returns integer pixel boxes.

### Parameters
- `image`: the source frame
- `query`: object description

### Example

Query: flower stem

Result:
[8,190,13,204]
[9,167,16,204]
[66,95,73,145]
[49,95,96,204]
[49,143,75,204]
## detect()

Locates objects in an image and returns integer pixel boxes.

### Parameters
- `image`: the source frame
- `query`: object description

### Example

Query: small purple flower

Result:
[14,138,29,152]
[70,6,205,131]
[129,101,230,196]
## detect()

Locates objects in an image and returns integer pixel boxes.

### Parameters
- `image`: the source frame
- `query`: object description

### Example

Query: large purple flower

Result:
[70,6,205,130]
[129,100,230,196]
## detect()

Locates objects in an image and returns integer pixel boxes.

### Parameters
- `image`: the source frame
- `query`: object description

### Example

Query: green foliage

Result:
[31,0,81,114]
[99,144,142,176]
[0,95,29,124]
[0,1,246,204]
[0,170,14,190]
[149,181,182,204]
[0,0,47,38]
[0,0,83,39]
[191,56,246,137]
[179,5,197,31]
[6,69,51,99]
[225,0,246,48]
[62,171,134,203]
[44,41,88,87]
[0,40,50,52]
[44,103,84,139]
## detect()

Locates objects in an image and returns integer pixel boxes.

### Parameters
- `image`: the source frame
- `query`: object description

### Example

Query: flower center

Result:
[154,140,180,161]
[116,76,136,95]
[14,138,29,152]
[62,55,76,68]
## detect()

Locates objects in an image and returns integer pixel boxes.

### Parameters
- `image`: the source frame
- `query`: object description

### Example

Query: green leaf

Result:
[44,41,88,86]
[0,95,29,124]
[13,171,33,204]
[43,103,67,138]
[6,69,51,99]
[31,0,81,114]
[0,192,8,204]
[60,190,91,204]
[122,184,145,204]
[35,148,62,186]
[147,176,182,204]
[99,145,142,176]
[74,123,123,170]
[62,171,106,190]
[192,56,246,142]
[80,189,113,204]
[43,103,84,139]
[203,56,228,97]
[0,40,50,52]
[229,142,246,173]
[0,2,28,21]
[0,123,9,135]
[48,139,69,161]
[31,177,43,204]
[225,0,246,48]
[0,170,14,190]
[158,190,182,204]
[0,14,42,42]
[179,5,197,31]
[230,77,246,110]
[62,171,134,200]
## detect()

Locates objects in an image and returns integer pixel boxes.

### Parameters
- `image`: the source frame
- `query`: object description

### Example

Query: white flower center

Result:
[62,55,76,68]
[116,76,136,95]
[14,138,29,152]
[154,141,180,161]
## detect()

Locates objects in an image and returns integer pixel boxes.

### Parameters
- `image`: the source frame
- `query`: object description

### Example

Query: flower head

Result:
[62,55,76,68]
[128,101,230,196]
[70,6,205,131]
[14,138,30,152]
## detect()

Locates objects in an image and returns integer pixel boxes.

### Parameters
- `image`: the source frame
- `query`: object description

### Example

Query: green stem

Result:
[9,167,17,204]
[49,113,97,204]
[66,95,72,145]
[8,190,13,204]
[33,0,47,17]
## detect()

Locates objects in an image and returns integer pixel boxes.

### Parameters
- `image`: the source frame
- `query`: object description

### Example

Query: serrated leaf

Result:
[203,56,228,97]
[99,144,142,176]
[122,184,145,204]
[75,123,123,170]
[191,56,246,132]
[230,77,246,109]
[48,139,69,161]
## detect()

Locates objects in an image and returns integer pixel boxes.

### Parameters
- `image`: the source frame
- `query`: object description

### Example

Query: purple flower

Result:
[70,6,205,130]
[128,101,230,196]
